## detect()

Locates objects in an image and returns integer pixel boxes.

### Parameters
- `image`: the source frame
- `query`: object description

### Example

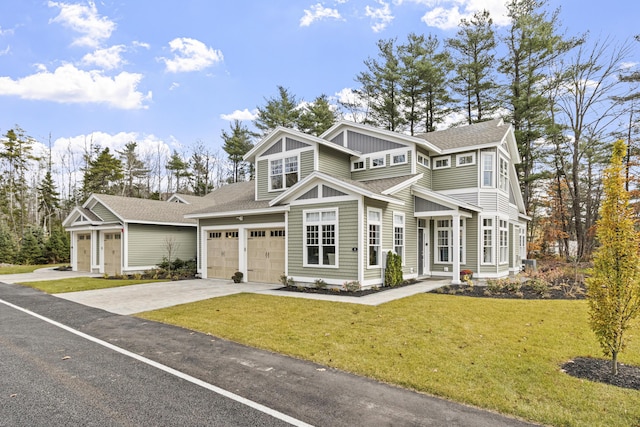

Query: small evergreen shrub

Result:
[384,251,403,287]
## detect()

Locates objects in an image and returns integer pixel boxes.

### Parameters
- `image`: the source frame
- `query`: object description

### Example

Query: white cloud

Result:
[414,0,509,30]
[300,3,342,27]
[365,0,394,32]
[220,108,258,121]
[621,61,638,70]
[0,26,15,37]
[0,63,151,109]
[0,45,9,56]
[81,45,126,69]
[48,1,115,48]
[169,82,180,91]
[160,38,223,73]
[132,41,151,49]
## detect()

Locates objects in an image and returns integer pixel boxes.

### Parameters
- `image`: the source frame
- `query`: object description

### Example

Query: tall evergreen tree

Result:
[254,86,300,136]
[82,147,124,198]
[117,142,149,198]
[297,94,338,136]
[587,140,640,375]
[221,120,254,183]
[448,10,499,125]
[499,0,580,216]
[356,38,405,131]
[166,151,191,194]
[37,170,60,234]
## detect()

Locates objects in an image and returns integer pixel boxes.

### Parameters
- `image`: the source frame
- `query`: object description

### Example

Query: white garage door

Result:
[247,228,285,284]
[76,233,91,272]
[206,230,239,280]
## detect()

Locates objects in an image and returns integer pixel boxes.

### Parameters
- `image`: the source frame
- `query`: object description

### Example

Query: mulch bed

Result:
[278,280,416,297]
[430,283,587,300]
[561,357,640,391]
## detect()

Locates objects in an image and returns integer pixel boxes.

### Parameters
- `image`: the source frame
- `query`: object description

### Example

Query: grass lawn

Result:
[0,264,65,274]
[138,293,640,427]
[19,277,166,293]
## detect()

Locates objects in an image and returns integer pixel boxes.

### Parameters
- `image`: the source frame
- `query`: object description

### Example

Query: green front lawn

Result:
[0,264,65,274]
[19,277,165,293]
[138,293,640,427]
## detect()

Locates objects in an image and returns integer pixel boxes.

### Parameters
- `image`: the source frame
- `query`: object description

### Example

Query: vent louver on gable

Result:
[286,137,310,150]
[297,186,319,200]
[322,186,347,198]
[260,139,283,157]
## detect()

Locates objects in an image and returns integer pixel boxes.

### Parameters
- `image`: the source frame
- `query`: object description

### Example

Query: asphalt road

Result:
[0,282,538,427]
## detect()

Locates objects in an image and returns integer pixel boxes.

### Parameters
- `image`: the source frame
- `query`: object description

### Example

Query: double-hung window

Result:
[482,152,494,187]
[499,219,509,264]
[482,218,494,264]
[435,218,465,264]
[435,219,451,263]
[393,213,404,261]
[368,209,382,267]
[305,209,337,267]
[270,156,298,191]
[499,156,509,192]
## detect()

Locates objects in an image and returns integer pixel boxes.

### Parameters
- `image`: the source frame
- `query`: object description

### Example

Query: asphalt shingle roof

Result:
[186,181,271,215]
[417,118,509,151]
[91,194,198,225]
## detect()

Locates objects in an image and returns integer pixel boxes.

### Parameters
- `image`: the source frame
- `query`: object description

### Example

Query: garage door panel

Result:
[207,230,238,279]
[76,233,91,272]
[104,232,122,276]
[247,228,285,284]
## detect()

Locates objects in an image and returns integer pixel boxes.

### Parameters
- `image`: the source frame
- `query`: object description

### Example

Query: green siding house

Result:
[63,194,203,276]
[188,119,529,287]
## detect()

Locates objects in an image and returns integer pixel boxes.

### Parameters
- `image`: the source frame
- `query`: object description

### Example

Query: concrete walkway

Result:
[2,267,450,314]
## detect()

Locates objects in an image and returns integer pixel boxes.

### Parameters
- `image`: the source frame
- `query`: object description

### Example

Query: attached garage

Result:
[103,232,122,276]
[247,228,285,283]
[206,230,239,280]
[76,233,91,272]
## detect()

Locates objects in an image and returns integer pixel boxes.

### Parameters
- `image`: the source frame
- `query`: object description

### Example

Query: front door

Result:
[418,224,430,276]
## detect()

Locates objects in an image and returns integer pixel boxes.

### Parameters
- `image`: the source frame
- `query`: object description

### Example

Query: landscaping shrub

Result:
[384,251,403,287]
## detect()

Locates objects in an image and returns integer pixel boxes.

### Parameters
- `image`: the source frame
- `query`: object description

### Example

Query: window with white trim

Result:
[434,156,450,169]
[352,159,365,171]
[499,156,509,192]
[368,208,382,267]
[482,218,493,264]
[435,219,450,263]
[371,156,386,168]
[417,154,430,168]
[392,151,407,165]
[270,155,298,191]
[393,213,404,261]
[499,219,509,264]
[520,226,526,261]
[456,152,476,166]
[435,218,466,264]
[304,209,337,267]
[482,152,494,187]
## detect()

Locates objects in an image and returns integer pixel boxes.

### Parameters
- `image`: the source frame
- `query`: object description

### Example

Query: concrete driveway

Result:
[54,279,281,315]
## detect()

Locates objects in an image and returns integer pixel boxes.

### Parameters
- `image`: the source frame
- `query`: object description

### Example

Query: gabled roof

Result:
[244,126,360,162]
[320,120,441,154]
[87,194,198,226]
[62,206,104,227]
[412,185,482,213]
[417,118,520,163]
[269,171,417,207]
[185,180,287,218]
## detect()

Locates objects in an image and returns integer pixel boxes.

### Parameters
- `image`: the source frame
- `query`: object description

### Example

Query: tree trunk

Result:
[611,350,619,376]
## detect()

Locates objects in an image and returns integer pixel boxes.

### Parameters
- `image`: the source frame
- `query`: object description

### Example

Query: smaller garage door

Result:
[247,228,285,283]
[104,232,122,276]
[76,233,91,272]
[207,230,239,280]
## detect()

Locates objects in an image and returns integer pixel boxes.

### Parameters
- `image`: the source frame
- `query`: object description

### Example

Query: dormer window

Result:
[391,152,407,165]
[434,156,450,169]
[352,159,365,171]
[371,156,386,168]
[270,155,298,191]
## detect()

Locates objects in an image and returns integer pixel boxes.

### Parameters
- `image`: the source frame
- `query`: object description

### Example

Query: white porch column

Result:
[451,213,461,284]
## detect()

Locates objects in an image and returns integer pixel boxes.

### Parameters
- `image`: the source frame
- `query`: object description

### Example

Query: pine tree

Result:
[254,86,300,136]
[297,94,337,136]
[82,147,124,198]
[18,227,45,265]
[117,142,149,197]
[448,10,499,124]
[586,140,640,375]
[221,120,254,183]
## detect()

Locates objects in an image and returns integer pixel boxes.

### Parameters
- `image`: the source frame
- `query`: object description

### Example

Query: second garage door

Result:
[247,228,285,283]
[104,232,122,276]
[206,230,239,280]
[76,233,91,272]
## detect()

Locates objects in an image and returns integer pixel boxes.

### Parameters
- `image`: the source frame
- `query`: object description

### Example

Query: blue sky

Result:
[0,0,638,171]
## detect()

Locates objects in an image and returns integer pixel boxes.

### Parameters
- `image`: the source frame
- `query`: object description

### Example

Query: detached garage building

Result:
[63,194,205,276]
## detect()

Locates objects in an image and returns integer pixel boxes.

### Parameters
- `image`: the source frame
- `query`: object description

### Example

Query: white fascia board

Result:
[381,173,423,195]
[412,185,482,213]
[185,206,290,219]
